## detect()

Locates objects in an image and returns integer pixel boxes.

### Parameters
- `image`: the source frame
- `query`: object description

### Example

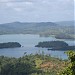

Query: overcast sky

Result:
[0,0,74,23]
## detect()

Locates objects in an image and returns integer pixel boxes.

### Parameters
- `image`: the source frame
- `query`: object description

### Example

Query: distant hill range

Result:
[0,22,58,34]
[0,21,74,39]
[55,20,75,26]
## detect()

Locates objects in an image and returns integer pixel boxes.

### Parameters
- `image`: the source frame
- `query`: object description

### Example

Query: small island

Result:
[55,34,75,40]
[35,41,75,50]
[0,42,21,49]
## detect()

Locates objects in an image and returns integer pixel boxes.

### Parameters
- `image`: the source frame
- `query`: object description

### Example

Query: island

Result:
[55,34,75,40]
[35,41,75,50]
[0,42,21,49]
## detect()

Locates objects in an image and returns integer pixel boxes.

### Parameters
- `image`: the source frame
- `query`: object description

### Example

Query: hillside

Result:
[1,51,74,75]
[55,20,75,26]
[0,53,66,75]
[0,22,57,34]
[0,21,74,39]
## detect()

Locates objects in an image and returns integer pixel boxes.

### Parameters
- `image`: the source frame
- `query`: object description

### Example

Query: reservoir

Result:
[0,34,75,59]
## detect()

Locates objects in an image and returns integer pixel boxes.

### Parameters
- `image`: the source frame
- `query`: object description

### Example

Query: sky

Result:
[0,0,74,23]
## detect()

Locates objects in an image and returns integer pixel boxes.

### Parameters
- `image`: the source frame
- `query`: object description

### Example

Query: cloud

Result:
[6,2,13,7]
[13,7,23,11]
[0,0,73,12]
[3,1,34,12]
[0,0,74,23]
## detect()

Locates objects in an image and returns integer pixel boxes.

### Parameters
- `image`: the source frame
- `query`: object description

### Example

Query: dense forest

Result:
[0,51,75,75]
[0,42,21,49]
[35,41,75,50]
[58,51,75,75]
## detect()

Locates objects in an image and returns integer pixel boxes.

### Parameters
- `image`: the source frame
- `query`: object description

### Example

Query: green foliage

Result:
[1,51,75,75]
[0,55,38,75]
[0,53,64,75]
[58,51,75,75]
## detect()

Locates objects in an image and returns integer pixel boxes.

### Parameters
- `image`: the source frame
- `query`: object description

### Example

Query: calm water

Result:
[0,34,75,59]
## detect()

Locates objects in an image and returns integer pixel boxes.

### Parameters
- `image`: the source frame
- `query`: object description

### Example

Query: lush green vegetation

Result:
[0,52,65,75]
[0,50,75,75]
[0,42,21,49]
[58,51,75,75]
[35,41,75,50]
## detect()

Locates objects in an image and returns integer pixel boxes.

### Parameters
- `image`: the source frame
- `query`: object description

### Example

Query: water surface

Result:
[0,34,75,59]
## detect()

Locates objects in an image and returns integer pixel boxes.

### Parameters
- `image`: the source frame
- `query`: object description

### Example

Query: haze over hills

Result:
[55,20,75,26]
[0,21,74,39]
[0,21,57,34]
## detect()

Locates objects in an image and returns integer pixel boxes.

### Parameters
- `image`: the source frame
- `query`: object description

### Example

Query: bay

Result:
[0,34,75,59]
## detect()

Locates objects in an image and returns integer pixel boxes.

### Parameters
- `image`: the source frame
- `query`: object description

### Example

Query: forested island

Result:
[0,42,21,49]
[35,41,75,50]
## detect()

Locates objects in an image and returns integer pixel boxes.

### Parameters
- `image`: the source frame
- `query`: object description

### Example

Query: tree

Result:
[58,51,75,75]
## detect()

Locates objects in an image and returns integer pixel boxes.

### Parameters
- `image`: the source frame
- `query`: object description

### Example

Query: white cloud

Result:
[14,7,23,11]
[25,2,33,5]
[0,0,11,2]
[6,2,13,7]
[3,1,33,12]
[0,0,73,12]
[0,0,74,23]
